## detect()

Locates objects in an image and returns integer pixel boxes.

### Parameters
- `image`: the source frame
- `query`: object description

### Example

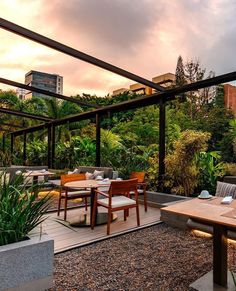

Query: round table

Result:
[64,179,117,227]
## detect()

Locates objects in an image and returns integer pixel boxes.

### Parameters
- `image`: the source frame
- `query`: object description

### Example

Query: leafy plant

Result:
[197,151,225,194]
[164,130,211,196]
[0,172,52,246]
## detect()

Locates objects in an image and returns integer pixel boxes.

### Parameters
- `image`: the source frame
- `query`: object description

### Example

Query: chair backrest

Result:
[130,172,145,183]
[109,178,138,195]
[215,181,236,198]
[61,173,86,186]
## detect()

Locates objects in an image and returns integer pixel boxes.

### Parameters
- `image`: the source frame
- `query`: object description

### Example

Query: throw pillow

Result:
[68,168,80,175]
[93,170,104,179]
[215,181,236,198]
[85,172,94,180]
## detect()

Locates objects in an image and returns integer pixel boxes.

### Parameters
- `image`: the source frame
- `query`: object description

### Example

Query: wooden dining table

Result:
[64,179,117,227]
[162,197,236,290]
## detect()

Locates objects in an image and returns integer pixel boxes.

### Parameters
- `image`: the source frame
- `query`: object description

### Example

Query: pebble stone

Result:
[49,223,236,291]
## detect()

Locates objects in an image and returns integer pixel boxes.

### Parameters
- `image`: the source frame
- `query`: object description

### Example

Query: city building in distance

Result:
[16,88,26,100]
[24,70,63,99]
[112,73,175,96]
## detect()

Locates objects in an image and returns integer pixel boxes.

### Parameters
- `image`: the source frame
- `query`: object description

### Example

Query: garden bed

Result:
[49,223,236,291]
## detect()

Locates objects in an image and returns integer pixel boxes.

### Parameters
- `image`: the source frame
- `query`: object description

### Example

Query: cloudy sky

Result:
[1,0,236,96]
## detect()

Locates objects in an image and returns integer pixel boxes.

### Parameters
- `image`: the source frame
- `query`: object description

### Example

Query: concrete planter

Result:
[139,191,190,208]
[0,234,54,291]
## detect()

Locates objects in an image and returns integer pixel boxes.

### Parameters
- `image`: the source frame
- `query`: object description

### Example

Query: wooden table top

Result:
[65,179,111,189]
[162,197,236,228]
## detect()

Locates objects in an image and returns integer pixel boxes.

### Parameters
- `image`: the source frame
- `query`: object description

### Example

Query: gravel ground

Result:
[50,223,236,291]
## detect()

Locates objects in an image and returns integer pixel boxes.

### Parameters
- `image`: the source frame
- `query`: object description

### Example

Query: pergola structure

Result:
[1,17,236,187]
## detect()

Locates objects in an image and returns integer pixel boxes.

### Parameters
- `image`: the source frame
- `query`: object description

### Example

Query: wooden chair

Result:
[130,172,148,212]
[91,178,140,235]
[58,173,91,221]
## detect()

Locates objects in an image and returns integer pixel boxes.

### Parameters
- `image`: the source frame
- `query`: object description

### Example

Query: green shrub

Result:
[164,130,211,196]
[0,172,52,246]
[224,163,236,176]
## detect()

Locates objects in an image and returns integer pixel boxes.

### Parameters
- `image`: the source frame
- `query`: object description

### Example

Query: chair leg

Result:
[91,199,97,230]
[64,197,68,221]
[136,205,140,226]
[144,190,148,212]
[107,209,112,235]
[85,197,88,211]
[124,210,127,221]
[57,195,62,216]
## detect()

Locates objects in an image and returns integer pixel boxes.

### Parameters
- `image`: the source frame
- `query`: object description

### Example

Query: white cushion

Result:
[85,172,94,180]
[62,190,91,197]
[130,189,144,194]
[93,170,104,178]
[98,196,136,208]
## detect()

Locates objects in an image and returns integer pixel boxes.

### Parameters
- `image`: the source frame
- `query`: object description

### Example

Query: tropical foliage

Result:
[0,172,52,246]
[1,56,236,196]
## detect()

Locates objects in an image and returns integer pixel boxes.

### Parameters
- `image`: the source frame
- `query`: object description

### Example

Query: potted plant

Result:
[0,171,54,291]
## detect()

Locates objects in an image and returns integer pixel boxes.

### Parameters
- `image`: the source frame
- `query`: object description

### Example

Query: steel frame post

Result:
[10,133,14,164]
[51,125,55,169]
[158,100,166,190]
[96,114,101,167]
[47,125,52,168]
[2,133,5,152]
[23,131,27,165]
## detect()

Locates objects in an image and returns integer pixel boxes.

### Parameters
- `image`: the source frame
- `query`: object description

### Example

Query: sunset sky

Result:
[1,0,236,97]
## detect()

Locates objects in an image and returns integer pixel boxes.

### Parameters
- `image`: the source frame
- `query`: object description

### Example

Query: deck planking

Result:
[36,205,161,254]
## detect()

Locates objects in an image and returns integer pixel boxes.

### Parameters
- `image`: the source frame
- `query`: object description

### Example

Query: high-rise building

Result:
[24,70,63,99]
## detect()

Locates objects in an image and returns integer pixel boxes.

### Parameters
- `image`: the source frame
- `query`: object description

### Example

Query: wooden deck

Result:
[38,205,161,254]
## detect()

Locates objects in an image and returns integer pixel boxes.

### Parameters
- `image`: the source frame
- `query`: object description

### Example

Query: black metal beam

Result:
[51,125,55,169]
[23,131,27,165]
[47,125,52,168]
[0,18,165,92]
[11,71,236,137]
[158,100,166,190]
[96,114,101,167]
[2,133,5,152]
[0,107,53,122]
[0,77,99,108]
[10,133,14,158]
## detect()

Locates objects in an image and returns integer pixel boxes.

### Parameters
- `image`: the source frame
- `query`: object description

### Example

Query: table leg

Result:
[90,187,96,223]
[213,224,228,287]
[69,187,117,227]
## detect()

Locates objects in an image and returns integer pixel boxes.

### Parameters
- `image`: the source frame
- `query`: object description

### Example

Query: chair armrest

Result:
[95,190,109,198]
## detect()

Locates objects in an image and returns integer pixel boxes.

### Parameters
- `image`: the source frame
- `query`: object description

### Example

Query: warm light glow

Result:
[227,238,236,245]
[1,1,236,96]
[191,229,212,238]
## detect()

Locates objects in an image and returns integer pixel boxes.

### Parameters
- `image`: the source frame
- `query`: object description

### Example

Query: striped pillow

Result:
[215,181,236,198]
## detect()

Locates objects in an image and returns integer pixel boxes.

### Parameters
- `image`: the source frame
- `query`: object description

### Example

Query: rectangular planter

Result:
[139,191,190,208]
[0,234,54,291]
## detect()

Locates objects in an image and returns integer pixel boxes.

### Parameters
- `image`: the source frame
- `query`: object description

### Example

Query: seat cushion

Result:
[215,181,236,198]
[62,190,91,197]
[130,189,144,194]
[77,166,113,179]
[98,196,136,208]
